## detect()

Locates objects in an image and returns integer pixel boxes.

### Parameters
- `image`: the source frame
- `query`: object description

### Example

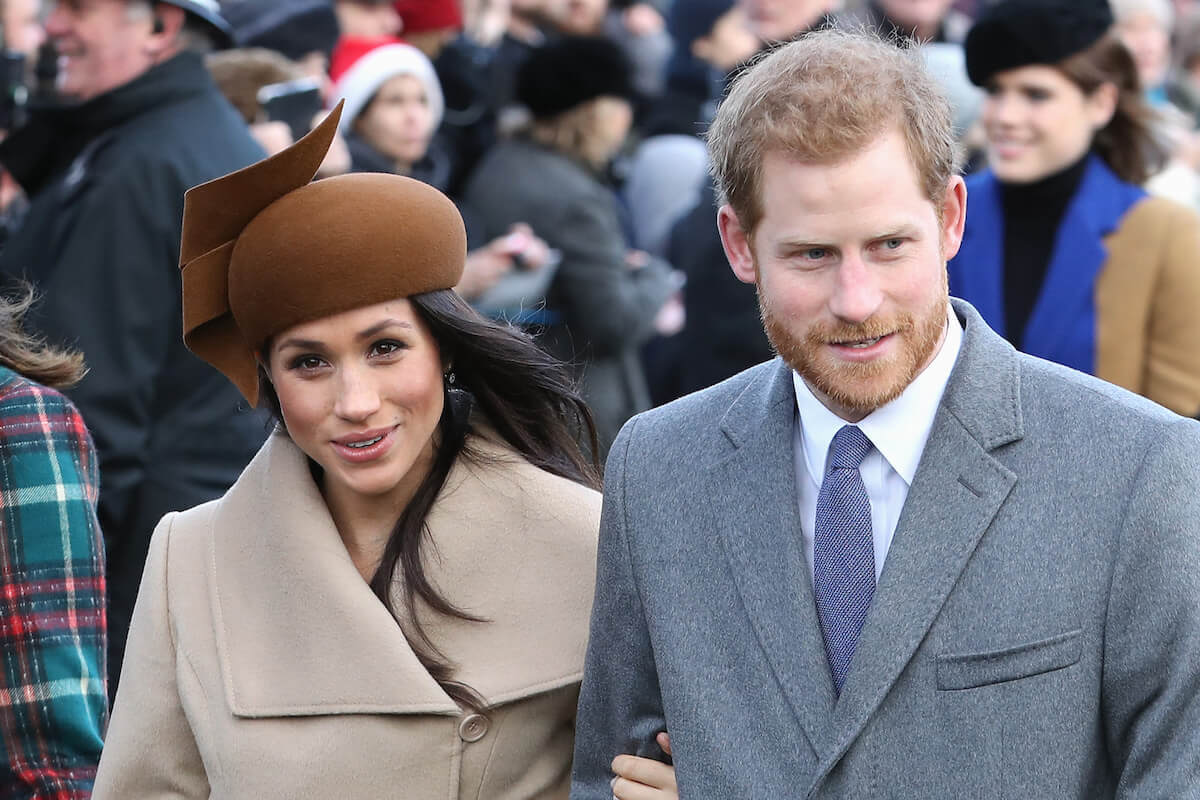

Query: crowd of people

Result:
[0,0,1198,797]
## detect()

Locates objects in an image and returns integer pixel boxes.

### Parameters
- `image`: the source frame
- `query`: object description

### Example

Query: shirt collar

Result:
[793,305,963,485]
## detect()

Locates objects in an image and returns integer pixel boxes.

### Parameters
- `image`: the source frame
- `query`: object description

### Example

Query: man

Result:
[0,0,266,694]
[572,29,1200,798]
[658,0,836,402]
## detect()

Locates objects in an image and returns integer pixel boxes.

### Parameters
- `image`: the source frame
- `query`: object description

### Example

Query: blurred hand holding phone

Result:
[257,77,324,142]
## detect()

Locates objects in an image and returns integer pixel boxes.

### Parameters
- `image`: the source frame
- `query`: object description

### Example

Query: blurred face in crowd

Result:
[266,299,444,512]
[981,65,1117,184]
[738,0,832,44]
[3,0,46,59]
[557,0,606,35]
[592,95,632,161]
[877,0,956,38]
[1115,11,1172,90]
[355,74,436,170]
[335,0,402,38]
[691,7,759,72]
[718,128,965,421]
[46,0,161,101]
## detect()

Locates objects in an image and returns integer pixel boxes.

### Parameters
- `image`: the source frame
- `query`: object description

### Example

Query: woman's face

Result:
[981,65,1116,184]
[355,74,436,169]
[590,96,633,164]
[266,299,444,509]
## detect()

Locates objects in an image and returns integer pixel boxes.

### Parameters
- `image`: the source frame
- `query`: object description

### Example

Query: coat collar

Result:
[708,300,1023,785]
[951,155,1146,373]
[207,432,596,718]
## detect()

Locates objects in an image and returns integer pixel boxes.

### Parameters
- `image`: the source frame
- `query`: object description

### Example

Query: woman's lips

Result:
[331,427,396,463]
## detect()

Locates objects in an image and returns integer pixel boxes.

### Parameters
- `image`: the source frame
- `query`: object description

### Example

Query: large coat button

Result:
[458,713,489,743]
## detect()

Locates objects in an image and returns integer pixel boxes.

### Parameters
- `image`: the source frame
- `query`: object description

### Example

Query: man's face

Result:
[46,0,158,101]
[737,0,832,43]
[718,128,966,421]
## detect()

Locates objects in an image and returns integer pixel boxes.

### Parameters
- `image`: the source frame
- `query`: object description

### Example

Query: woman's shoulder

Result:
[456,433,602,529]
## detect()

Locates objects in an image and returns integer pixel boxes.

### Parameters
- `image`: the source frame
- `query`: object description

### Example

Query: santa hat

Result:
[394,0,462,34]
[331,38,445,131]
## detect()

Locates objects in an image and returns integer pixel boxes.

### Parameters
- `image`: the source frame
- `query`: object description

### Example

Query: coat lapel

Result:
[806,301,1022,795]
[1022,156,1145,374]
[209,434,459,718]
[710,360,836,759]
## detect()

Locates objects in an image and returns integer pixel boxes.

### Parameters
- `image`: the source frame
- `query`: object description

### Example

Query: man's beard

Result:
[761,273,949,417]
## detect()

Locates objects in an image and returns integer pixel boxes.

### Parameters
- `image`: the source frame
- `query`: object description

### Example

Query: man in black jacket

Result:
[0,0,266,695]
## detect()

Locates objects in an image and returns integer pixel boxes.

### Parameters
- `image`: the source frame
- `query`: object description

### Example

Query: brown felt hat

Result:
[179,100,467,406]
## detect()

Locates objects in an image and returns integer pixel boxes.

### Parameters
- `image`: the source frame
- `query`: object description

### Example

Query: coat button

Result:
[458,713,489,743]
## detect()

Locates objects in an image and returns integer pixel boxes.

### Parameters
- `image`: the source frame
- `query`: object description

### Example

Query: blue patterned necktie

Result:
[813,425,876,695]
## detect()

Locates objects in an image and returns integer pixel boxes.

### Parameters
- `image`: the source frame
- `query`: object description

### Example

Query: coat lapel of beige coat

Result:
[207,433,599,718]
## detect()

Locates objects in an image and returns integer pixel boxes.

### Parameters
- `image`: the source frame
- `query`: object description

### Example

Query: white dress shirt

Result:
[792,308,963,583]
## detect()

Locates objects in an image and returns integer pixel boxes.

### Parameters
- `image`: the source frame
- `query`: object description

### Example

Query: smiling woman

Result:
[91,103,608,800]
[949,0,1200,416]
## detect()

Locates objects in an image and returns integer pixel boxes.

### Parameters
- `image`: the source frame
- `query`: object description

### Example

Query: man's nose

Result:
[828,255,883,324]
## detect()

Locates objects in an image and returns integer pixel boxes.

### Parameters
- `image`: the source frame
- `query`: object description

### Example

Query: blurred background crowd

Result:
[3,0,1200,791]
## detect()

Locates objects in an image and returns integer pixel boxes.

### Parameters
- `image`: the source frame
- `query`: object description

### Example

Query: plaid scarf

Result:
[0,367,106,799]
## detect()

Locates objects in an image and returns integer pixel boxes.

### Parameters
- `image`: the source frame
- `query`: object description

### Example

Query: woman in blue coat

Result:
[950,0,1200,416]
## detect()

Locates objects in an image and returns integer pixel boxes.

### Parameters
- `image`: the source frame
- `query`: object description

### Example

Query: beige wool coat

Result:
[93,431,601,799]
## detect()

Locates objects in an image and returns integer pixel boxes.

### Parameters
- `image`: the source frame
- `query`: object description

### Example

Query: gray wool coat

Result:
[571,299,1200,799]
[463,138,677,453]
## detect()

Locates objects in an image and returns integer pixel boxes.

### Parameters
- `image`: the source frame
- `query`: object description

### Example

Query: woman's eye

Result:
[1026,88,1050,102]
[290,355,325,371]
[370,340,405,358]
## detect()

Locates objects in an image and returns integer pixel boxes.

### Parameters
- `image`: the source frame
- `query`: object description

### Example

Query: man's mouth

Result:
[833,335,886,349]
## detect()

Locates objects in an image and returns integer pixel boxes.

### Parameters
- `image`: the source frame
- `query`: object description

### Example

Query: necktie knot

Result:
[827,425,873,473]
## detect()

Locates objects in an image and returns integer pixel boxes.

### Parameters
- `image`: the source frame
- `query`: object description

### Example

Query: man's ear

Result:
[717,204,757,285]
[939,175,968,261]
[147,3,186,53]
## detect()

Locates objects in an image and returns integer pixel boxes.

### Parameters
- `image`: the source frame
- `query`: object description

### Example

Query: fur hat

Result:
[965,0,1115,87]
[179,101,466,405]
[331,38,445,131]
[393,0,462,34]
[516,35,636,119]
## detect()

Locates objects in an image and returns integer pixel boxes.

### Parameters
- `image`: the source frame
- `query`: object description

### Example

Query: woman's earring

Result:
[444,370,457,387]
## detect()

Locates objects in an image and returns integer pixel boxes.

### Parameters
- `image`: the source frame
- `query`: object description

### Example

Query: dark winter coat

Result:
[0,51,268,694]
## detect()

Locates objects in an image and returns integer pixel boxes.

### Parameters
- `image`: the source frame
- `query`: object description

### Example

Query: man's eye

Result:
[883,239,903,250]
[804,248,828,260]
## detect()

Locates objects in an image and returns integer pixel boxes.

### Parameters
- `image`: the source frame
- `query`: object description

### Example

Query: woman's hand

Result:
[611,733,677,800]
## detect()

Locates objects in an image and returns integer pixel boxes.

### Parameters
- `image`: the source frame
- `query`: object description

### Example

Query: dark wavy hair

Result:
[1059,33,1168,185]
[258,289,600,712]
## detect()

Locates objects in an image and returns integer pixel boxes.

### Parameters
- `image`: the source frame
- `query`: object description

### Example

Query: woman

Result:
[464,35,679,453]
[949,0,1200,416]
[92,105,673,799]
[333,38,555,306]
[0,289,105,798]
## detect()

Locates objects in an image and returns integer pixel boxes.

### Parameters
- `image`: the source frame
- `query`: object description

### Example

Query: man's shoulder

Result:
[621,360,778,448]
[1012,351,1194,455]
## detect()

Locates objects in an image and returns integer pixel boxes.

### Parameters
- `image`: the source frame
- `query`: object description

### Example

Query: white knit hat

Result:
[332,42,445,132]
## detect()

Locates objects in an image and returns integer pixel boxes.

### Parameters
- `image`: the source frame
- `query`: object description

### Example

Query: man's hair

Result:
[707,28,960,238]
